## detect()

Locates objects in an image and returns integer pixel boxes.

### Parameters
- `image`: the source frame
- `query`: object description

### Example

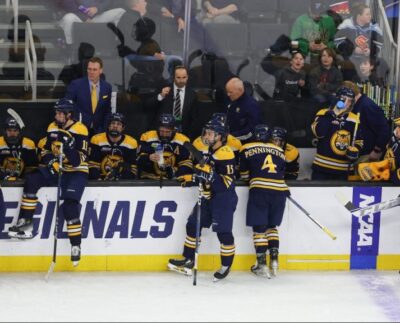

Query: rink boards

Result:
[1,186,400,272]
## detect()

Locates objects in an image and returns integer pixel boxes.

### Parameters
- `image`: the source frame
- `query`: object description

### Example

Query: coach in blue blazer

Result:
[65,57,112,136]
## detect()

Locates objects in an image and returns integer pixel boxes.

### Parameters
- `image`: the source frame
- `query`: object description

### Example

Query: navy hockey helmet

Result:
[202,118,228,147]
[107,113,125,138]
[158,113,176,142]
[254,124,271,143]
[335,87,355,111]
[54,98,75,114]
[211,113,227,126]
[271,126,288,148]
[4,117,22,145]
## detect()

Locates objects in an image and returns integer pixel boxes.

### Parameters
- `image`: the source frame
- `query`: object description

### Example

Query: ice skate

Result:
[71,245,81,267]
[251,253,271,278]
[269,248,279,276]
[213,266,231,282]
[8,218,34,239]
[167,258,194,276]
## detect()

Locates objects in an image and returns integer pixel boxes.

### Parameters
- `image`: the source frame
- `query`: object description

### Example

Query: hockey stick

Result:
[45,144,63,281]
[106,22,126,89]
[183,141,205,286]
[348,112,360,174]
[287,196,337,240]
[7,108,25,129]
[335,191,400,217]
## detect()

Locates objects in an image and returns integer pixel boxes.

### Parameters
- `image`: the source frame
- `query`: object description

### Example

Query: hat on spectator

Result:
[310,0,326,15]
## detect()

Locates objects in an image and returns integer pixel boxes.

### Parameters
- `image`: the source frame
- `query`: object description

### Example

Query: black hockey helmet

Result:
[54,98,75,114]
[271,126,288,148]
[107,113,125,138]
[254,124,271,143]
[158,113,176,142]
[4,117,22,145]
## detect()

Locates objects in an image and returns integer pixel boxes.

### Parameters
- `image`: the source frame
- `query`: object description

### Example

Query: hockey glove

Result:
[194,164,214,182]
[57,130,75,150]
[179,174,196,187]
[346,146,359,161]
[164,166,175,179]
[48,158,60,175]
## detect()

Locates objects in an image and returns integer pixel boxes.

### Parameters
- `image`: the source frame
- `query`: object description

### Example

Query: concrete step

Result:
[0,22,63,41]
[0,40,64,60]
[0,4,54,22]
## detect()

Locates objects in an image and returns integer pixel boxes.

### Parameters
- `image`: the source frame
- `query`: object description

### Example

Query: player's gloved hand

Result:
[48,158,60,175]
[179,174,196,187]
[194,164,214,182]
[325,109,337,119]
[162,165,175,179]
[57,131,75,150]
[346,145,359,161]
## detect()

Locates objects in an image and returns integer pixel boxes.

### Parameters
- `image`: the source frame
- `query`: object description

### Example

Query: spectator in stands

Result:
[290,0,337,64]
[261,51,307,102]
[201,0,241,24]
[117,0,147,41]
[334,2,383,64]
[58,0,126,45]
[353,56,385,86]
[65,57,112,137]
[308,48,343,106]
[342,81,390,162]
[149,65,198,139]
[59,42,96,85]
[225,77,262,143]
[117,13,183,82]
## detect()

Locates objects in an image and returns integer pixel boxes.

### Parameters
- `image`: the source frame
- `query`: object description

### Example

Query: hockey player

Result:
[8,98,89,267]
[311,86,363,180]
[168,117,238,281]
[239,125,290,277]
[270,126,300,180]
[0,117,38,181]
[192,113,242,179]
[137,114,192,183]
[358,117,400,184]
[89,113,137,180]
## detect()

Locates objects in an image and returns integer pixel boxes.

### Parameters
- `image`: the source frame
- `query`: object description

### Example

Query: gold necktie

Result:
[91,84,98,114]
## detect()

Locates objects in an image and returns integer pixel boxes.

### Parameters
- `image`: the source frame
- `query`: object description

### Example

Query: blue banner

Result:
[350,187,382,269]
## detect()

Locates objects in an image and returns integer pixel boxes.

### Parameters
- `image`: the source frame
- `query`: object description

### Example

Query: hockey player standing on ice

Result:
[192,113,242,179]
[8,99,89,267]
[168,118,238,281]
[239,125,289,277]
[311,86,364,180]
[358,117,400,183]
[89,113,138,180]
[137,113,192,183]
[0,117,38,181]
[269,126,300,180]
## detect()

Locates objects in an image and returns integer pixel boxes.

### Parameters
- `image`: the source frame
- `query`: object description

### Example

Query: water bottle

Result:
[155,143,164,167]
[336,100,345,109]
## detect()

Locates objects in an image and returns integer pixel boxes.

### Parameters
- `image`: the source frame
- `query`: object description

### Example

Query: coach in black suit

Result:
[65,57,112,137]
[152,66,198,139]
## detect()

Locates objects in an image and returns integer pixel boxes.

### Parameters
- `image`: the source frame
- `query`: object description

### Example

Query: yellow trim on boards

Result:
[1,254,399,272]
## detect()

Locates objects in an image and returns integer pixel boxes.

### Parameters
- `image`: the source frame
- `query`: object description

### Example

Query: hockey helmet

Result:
[158,113,176,142]
[270,126,288,148]
[4,117,21,145]
[107,113,125,138]
[202,118,228,147]
[254,124,271,143]
[54,98,75,113]
[335,86,355,111]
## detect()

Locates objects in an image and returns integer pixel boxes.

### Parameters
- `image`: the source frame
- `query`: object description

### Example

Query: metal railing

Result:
[372,0,399,87]
[24,20,37,100]
[6,0,20,52]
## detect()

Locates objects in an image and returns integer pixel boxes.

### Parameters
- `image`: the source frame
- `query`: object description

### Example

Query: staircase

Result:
[0,0,67,102]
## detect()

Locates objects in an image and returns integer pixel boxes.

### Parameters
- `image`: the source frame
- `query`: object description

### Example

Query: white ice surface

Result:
[1,271,400,322]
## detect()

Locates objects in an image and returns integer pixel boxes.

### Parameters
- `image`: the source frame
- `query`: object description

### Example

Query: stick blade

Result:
[335,191,356,212]
[44,261,56,282]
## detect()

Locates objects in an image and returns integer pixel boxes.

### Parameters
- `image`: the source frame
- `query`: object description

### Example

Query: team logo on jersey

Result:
[101,154,124,176]
[2,157,25,175]
[154,151,176,175]
[330,130,351,155]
